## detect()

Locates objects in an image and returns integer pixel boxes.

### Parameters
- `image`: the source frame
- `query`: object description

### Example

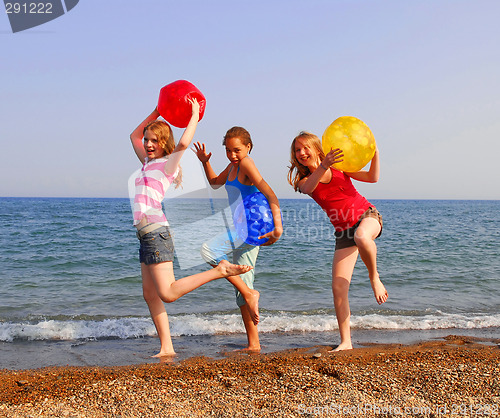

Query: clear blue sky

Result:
[1,0,499,199]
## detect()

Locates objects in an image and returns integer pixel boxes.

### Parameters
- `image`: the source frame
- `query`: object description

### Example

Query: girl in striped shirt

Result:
[130,98,255,358]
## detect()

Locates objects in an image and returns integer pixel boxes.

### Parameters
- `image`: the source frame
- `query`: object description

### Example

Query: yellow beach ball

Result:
[322,116,376,172]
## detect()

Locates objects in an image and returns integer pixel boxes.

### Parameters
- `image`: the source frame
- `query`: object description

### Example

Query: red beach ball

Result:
[157,80,206,128]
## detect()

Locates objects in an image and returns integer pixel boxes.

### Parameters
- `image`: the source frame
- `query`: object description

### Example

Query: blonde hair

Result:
[287,131,325,192]
[143,120,182,188]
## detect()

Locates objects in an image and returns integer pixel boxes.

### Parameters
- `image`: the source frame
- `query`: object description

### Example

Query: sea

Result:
[0,197,499,370]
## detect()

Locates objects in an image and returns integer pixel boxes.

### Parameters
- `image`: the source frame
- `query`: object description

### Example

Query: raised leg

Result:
[226,275,260,324]
[147,260,253,303]
[354,217,388,305]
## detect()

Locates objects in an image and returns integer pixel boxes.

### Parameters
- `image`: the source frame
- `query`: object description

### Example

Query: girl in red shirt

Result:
[288,131,388,351]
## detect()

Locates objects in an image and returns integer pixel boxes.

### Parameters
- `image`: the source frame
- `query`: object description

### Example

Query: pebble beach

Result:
[1,335,498,417]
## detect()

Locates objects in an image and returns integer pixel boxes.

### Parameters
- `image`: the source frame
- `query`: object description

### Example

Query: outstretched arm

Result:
[192,142,230,189]
[239,158,283,245]
[345,148,380,183]
[130,108,161,163]
[165,99,200,176]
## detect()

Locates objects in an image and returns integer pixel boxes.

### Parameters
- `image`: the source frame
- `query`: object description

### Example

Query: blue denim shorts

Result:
[138,226,175,265]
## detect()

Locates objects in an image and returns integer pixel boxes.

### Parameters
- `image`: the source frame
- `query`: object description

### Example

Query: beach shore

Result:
[1,335,498,417]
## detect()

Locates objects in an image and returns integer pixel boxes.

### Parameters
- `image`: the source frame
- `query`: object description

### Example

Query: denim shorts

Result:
[200,228,259,307]
[138,226,175,265]
[334,207,383,250]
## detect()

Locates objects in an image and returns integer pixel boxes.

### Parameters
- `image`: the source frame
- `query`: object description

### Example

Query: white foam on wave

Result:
[352,311,500,330]
[1,311,499,342]
[0,318,156,342]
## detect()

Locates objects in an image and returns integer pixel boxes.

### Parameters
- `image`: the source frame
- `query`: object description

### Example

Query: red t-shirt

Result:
[311,168,372,232]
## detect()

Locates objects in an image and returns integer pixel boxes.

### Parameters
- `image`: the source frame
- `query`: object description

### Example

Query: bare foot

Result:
[217,260,253,277]
[328,343,353,352]
[236,345,261,353]
[371,275,388,305]
[245,290,260,325]
[151,350,176,358]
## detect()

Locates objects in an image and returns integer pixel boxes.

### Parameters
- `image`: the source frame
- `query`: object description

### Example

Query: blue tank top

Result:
[225,166,259,209]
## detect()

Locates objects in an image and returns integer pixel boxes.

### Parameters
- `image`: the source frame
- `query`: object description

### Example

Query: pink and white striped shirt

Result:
[133,156,178,226]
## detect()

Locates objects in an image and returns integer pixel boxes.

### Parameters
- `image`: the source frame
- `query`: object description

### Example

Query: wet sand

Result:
[1,335,498,417]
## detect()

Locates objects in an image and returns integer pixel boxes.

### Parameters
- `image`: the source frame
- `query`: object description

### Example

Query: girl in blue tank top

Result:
[225,166,259,208]
[193,126,283,352]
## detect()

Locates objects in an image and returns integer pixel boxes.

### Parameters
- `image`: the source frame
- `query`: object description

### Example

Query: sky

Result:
[1,0,499,200]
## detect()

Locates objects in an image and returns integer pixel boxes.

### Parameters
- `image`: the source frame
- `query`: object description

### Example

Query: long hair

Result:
[223,126,253,153]
[287,131,325,192]
[143,120,182,188]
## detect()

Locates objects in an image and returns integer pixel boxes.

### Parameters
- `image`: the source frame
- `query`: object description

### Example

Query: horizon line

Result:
[0,196,499,202]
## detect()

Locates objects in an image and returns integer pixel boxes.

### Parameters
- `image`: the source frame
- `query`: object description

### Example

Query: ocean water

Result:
[0,197,499,370]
